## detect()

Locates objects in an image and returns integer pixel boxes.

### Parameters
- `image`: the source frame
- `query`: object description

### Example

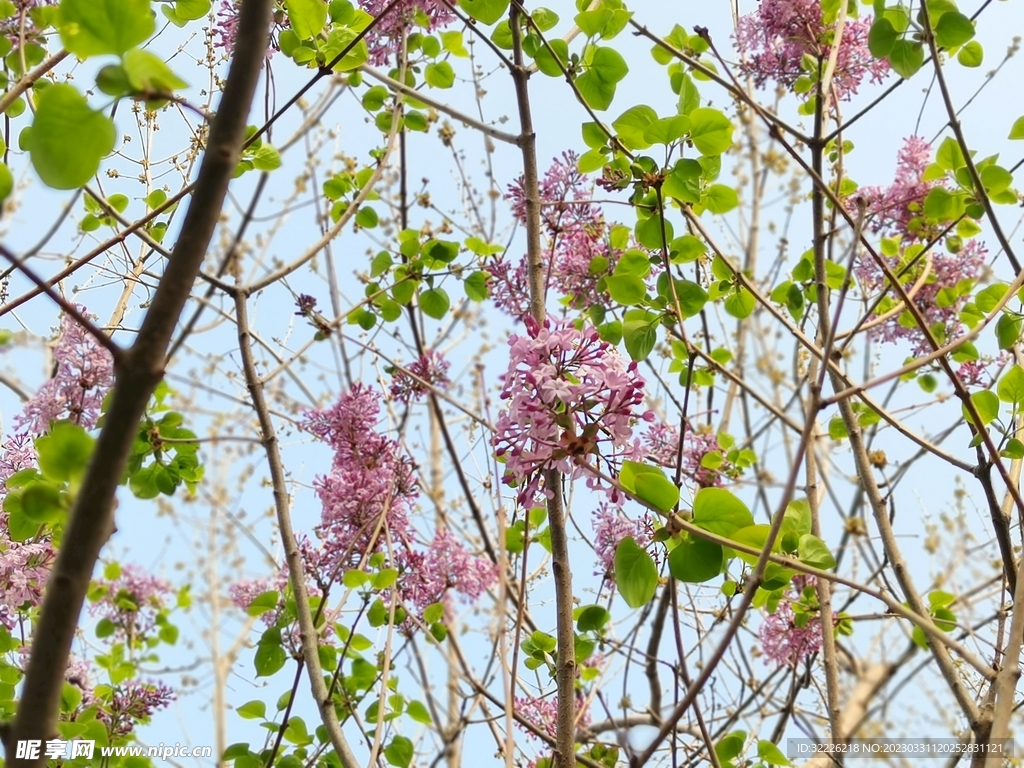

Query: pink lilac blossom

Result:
[389,349,451,404]
[0,1,57,46]
[91,565,173,641]
[734,0,888,100]
[0,541,55,629]
[759,577,823,667]
[16,307,115,435]
[489,153,634,318]
[851,137,989,356]
[592,505,653,582]
[398,531,497,613]
[213,0,287,57]
[302,385,417,575]
[360,0,457,65]
[229,537,326,627]
[856,136,936,239]
[493,318,653,507]
[514,694,591,741]
[644,423,739,488]
[101,681,175,737]
[856,238,987,357]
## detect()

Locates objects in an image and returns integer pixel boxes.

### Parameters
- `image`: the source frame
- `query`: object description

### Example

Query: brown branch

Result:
[2,2,273,764]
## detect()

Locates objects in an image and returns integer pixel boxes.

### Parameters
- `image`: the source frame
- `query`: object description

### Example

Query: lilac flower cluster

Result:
[856,136,936,239]
[360,0,456,65]
[302,384,417,574]
[592,505,653,583]
[1,0,57,47]
[302,386,496,617]
[493,318,652,507]
[489,153,631,319]
[101,681,176,737]
[644,422,739,488]
[213,0,287,57]
[16,307,115,435]
[759,577,823,667]
[852,137,988,357]
[0,541,55,629]
[514,694,590,740]
[91,565,174,642]
[398,530,497,613]
[734,0,888,100]
[389,349,451,404]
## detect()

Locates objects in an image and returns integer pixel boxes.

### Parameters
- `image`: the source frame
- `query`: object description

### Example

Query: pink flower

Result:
[213,0,287,58]
[360,0,457,65]
[302,385,417,574]
[493,318,652,507]
[90,565,174,642]
[644,423,740,488]
[100,681,175,737]
[856,136,936,239]
[759,577,823,666]
[0,541,55,629]
[389,349,451,404]
[514,693,591,740]
[16,306,115,435]
[735,0,888,100]
[593,505,653,582]
[492,153,642,317]
[399,531,497,614]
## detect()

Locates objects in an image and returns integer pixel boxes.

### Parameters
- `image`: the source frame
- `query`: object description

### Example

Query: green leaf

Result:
[534,38,569,77]
[923,187,964,220]
[464,271,489,301]
[673,279,708,317]
[614,537,658,608]
[957,40,983,67]
[246,590,280,617]
[633,470,679,512]
[58,0,155,57]
[20,483,63,523]
[867,16,898,57]
[963,389,999,427]
[996,313,1022,350]
[419,287,450,319]
[611,104,657,150]
[457,0,509,25]
[998,365,1024,404]
[1010,116,1024,141]
[668,535,722,583]
[175,0,210,21]
[934,11,974,49]
[0,162,14,204]
[424,60,455,88]
[663,158,702,203]
[576,605,610,632]
[643,115,689,145]
[623,312,658,361]
[27,84,116,190]
[36,421,95,483]
[252,143,281,171]
[688,107,733,156]
[236,700,267,720]
[122,48,188,95]
[703,184,738,213]
[729,524,773,566]
[355,206,378,228]
[406,700,432,724]
[384,735,413,768]
[692,487,754,537]
[798,534,836,570]
[888,39,924,79]
[757,740,791,766]
[606,274,646,305]
[254,636,287,677]
[723,287,755,319]
[288,0,327,38]
[716,732,747,763]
